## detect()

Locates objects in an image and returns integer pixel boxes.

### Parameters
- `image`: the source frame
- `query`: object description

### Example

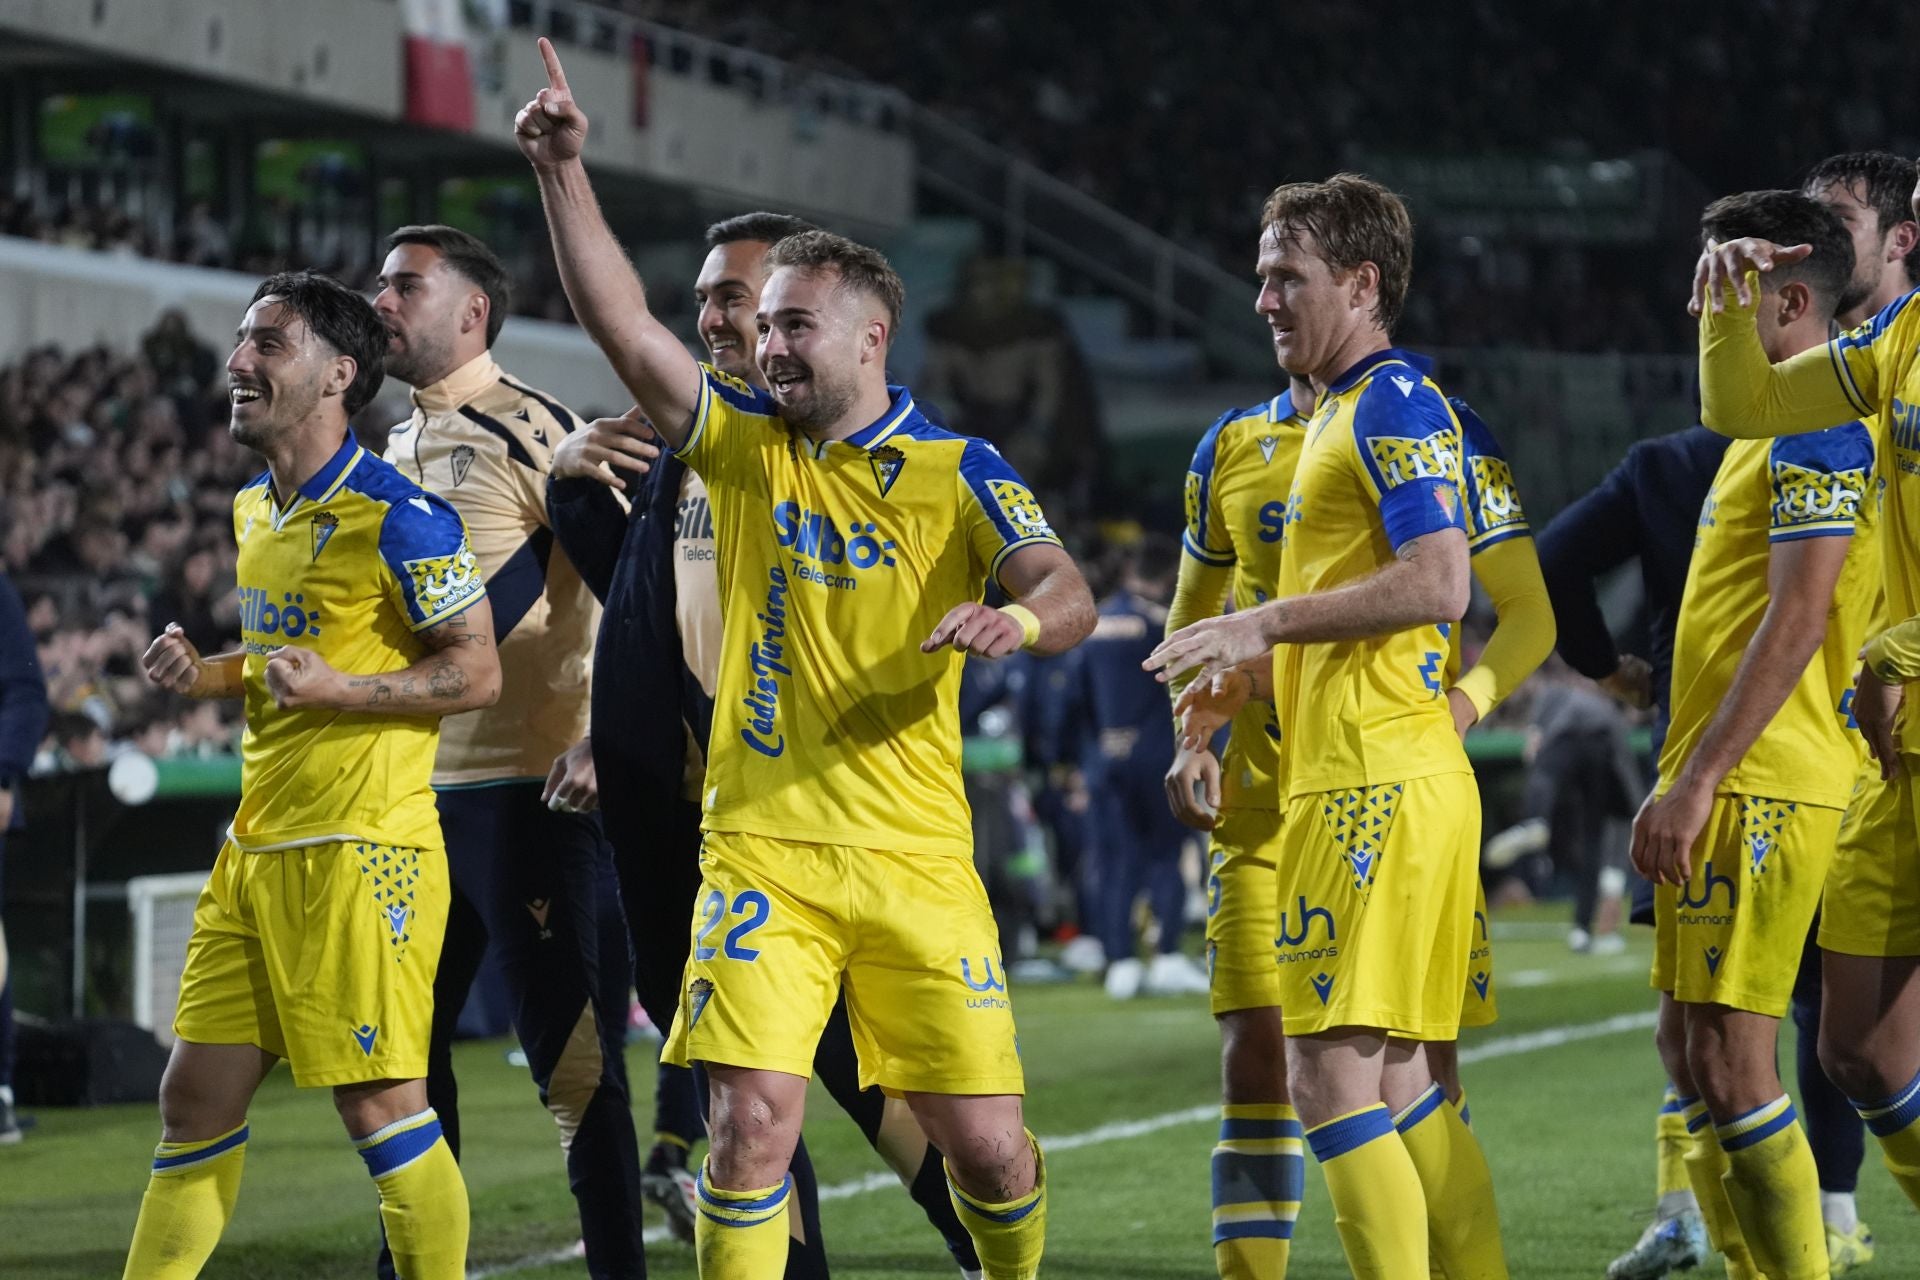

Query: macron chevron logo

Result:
[1346,849,1375,888]
[1471,971,1491,1000]
[1391,375,1417,397]
[1749,832,1774,876]
[1310,972,1335,1005]
[352,1023,378,1056]
[1704,946,1724,976]
[1258,435,1279,465]
[384,903,410,940]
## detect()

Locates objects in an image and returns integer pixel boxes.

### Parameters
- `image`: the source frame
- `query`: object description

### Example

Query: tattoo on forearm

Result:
[427,657,468,700]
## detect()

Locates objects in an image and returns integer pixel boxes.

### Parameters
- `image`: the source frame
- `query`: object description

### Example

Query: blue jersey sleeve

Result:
[379,489,487,630]
[959,438,1064,584]
[1183,409,1239,567]
[1450,397,1531,551]
[1768,422,1874,541]
[1350,371,1468,551]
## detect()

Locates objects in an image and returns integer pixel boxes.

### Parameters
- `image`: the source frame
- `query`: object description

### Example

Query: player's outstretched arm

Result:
[1450,535,1556,732]
[1694,238,1866,440]
[515,38,700,447]
[266,600,503,715]
[922,543,1096,660]
[142,623,243,699]
[1145,526,1469,687]
[1630,534,1849,885]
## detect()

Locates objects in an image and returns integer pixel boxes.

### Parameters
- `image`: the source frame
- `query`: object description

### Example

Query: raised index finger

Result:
[538,36,571,97]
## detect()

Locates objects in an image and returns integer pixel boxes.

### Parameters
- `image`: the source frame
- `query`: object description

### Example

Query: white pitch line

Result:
[473,1006,1659,1277]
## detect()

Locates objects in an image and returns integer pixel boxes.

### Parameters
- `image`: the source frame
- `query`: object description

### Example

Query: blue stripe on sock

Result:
[1212,1148,1305,1206]
[948,1176,1043,1226]
[1659,1093,1685,1115]
[1306,1107,1395,1162]
[1395,1085,1446,1133]
[1852,1065,1920,1138]
[1719,1104,1798,1153]
[1214,1219,1295,1243]
[152,1124,248,1173]
[695,1171,791,1214]
[357,1117,442,1178]
[1218,1116,1305,1141]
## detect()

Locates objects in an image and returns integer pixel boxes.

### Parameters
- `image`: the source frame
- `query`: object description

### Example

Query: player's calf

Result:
[912,1093,1046,1280]
[340,1079,470,1280]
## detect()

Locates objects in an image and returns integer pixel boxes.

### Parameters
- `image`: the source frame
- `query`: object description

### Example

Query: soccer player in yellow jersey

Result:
[515,40,1095,1280]
[371,223,648,1278]
[1637,190,1877,1280]
[1170,371,1551,1278]
[125,272,500,1280]
[1694,164,1920,1237]
[1149,175,1506,1280]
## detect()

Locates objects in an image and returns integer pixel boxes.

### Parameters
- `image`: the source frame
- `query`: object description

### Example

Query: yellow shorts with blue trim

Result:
[1819,762,1920,958]
[1204,806,1283,1016]
[662,831,1025,1096]
[173,838,448,1087]
[1652,793,1839,1016]
[1273,772,1481,1041]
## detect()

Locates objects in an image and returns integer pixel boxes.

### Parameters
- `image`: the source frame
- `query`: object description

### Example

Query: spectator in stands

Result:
[0,567,51,1143]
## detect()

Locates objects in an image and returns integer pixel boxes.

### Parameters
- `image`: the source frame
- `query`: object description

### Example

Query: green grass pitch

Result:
[7,912,1914,1278]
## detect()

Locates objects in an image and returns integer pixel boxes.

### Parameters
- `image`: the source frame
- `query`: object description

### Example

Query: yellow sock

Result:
[1713,1098,1827,1279]
[1851,1064,1920,1211]
[947,1130,1047,1280]
[1212,1102,1300,1279]
[1657,1087,1693,1200]
[1680,1100,1760,1280]
[122,1121,248,1278]
[1396,1084,1508,1279]
[1308,1104,1428,1278]
[354,1109,469,1280]
[694,1162,793,1280]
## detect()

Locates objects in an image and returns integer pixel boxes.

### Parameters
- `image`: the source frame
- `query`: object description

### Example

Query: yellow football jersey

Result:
[675,366,1063,859]
[385,354,597,786]
[1273,348,1472,798]
[228,435,486,851]
[1831,294,1920,661]
[1182,390,1308,808]
[1659,424,1878,808]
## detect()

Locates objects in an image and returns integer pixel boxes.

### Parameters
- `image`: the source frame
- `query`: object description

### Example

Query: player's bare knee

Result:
[332,1078,426,1138]
[1219,1008,1288,1104]
[705,1095,800,1189]
[1817,1029,1891,1102]
[942,1129,1036,1202]
[157,1070,241,1142]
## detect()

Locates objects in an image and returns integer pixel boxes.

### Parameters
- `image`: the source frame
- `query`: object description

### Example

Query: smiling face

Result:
[695,239,774,383]
[372,242,486,387]
[225,297,352,453]
[1254,225,1373,385]
[755,265,883,433]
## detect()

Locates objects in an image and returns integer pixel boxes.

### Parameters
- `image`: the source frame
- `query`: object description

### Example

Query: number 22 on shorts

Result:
[694,888,772,961]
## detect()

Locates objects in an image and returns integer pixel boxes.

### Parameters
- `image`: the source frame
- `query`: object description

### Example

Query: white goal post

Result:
[126,872,210,1046]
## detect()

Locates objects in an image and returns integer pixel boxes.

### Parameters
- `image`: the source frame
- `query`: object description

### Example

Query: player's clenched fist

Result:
[264,645,339,710]
[551,407,660,490]
[143,622,208,695]
[515,37,589,169]
[922,603,1027,660]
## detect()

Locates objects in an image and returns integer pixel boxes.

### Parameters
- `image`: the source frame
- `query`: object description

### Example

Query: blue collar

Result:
[840,386,920,451]
[296,431,361,502]
[1325,346,1423,396]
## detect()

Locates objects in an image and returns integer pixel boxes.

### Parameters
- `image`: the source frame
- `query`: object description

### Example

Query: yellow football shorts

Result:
[1204,806,1284,1016]
[1273,772,1481,1041]
[662,831,1025,1096]
[1819,761,1920,958]
[173,838,448,1087]
[1652,793,1839,1016]
[1455,878,1498,1028]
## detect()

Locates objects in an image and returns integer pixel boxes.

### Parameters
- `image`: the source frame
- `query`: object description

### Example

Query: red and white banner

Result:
[401,0,476,132]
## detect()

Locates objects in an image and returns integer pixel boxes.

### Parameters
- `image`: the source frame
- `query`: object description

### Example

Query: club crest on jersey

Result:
[1433,483,1460,522]
[687,977,715,1028]
[1258,435,1280,465]
[869,443,906,497]
[450,444,475,487]
[987,478,1056,541]
[310,511,339,560]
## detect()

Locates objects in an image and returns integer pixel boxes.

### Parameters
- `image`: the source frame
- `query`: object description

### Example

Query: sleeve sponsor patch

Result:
[403,542,485,621]
[989,477,1058,542]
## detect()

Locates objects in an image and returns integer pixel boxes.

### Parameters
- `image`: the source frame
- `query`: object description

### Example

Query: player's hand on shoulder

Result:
[1690,237,1813,316]
[263,645,339,711]
[515,37,590,169]
[1163,743,1221,831]
[543,737,599,813]
[142,622,204,695]
[551,407,659,489]
[922,602,1025,660]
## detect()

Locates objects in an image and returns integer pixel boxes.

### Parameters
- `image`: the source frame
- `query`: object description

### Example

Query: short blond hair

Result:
[1261,174,1414,333]
[764,230,906,339]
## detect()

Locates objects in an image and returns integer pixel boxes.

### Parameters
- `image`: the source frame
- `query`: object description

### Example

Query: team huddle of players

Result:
[105,28,1920,1280]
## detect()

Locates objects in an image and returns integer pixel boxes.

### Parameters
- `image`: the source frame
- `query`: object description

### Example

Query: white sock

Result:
[1822,1190,1858,1233]
[1655,1188,1699,1220]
